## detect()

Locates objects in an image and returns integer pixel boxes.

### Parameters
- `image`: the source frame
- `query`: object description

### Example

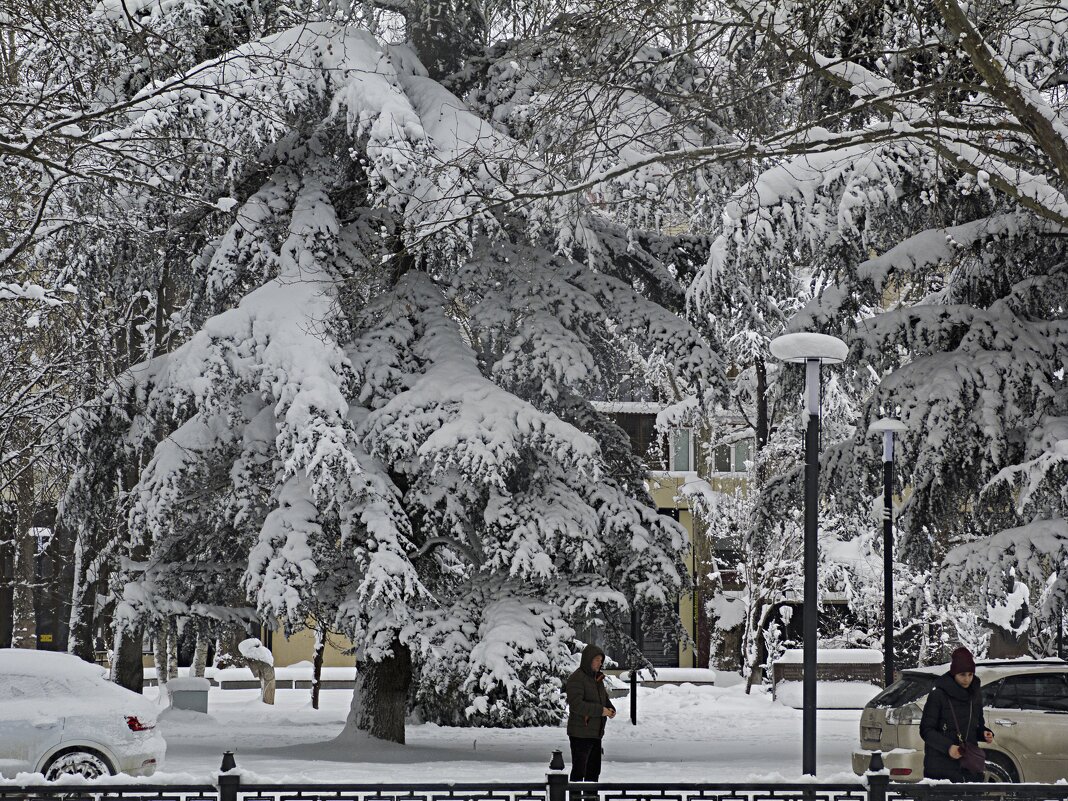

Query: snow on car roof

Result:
[0,648,108,679]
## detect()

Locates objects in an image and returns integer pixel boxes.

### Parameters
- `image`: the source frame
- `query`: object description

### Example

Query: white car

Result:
[0,649,166,780]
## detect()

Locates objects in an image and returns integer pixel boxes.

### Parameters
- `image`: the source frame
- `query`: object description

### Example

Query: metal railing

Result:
[0,780,871,801]
[3,759,1068,801]
[878,775,1068,801]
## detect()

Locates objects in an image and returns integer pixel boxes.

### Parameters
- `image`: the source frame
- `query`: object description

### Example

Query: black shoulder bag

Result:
[947,693,986,775]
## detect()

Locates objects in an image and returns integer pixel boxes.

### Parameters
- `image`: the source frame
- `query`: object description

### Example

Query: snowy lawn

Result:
[151,678,864,784]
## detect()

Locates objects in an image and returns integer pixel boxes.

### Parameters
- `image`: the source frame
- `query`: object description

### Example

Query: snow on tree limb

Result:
[944,517,1068,615]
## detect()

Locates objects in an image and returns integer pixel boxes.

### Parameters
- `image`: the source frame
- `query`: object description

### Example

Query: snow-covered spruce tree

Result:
[48,3,712,740]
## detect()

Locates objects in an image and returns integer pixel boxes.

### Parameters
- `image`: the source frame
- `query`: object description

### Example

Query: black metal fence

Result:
[3,773,1068,801]
[879,774,1068,801]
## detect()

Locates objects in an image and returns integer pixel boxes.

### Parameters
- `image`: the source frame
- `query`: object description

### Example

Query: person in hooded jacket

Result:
[564,643,616,782]
[919,646,994,782]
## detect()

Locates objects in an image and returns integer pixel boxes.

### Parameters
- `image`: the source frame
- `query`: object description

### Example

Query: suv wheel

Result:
[44,749,113,780]
[983,754,1017,783]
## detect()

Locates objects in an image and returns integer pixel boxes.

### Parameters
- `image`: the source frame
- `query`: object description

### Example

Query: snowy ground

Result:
[149,676,865,784]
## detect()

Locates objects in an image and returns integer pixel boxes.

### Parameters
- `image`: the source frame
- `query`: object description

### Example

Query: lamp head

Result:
[869,417,907,435]
[549,749,565,771]
[220,751,237,772]
[769,332,848,364]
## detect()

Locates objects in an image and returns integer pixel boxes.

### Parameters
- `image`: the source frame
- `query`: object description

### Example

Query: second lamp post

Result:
[770,332,848,777]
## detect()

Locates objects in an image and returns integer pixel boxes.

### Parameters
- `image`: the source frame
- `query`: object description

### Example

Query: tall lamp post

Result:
[770,332,848,777]
[869,417,906,689]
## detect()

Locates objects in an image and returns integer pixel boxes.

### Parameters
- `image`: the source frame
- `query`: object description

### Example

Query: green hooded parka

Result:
[565,643,614,738]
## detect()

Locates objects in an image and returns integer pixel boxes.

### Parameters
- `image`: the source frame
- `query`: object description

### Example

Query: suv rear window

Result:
[867,673,937,708]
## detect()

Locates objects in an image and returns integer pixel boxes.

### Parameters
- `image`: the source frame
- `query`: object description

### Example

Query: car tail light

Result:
[886,702,923,725]
[890,768,913,776]
[126,715,155,732]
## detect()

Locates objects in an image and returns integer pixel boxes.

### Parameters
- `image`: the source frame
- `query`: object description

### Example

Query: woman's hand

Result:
[949,745,963,759]
[603,707,616,718]
[984,730,994,743]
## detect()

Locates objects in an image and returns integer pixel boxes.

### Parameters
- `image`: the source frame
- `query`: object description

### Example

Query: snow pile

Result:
[619,667,717,684]
[238,639,274,665]
[135,681,866,782]
[775,681,881,710]
[775,649,883,664]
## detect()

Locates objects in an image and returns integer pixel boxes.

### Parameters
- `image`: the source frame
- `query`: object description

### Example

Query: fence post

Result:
[868,754,889,801]
[547,769,568,801]
[219,751,240,801]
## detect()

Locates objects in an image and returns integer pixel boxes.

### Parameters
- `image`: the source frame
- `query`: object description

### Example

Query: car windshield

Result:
[867,673,937,708]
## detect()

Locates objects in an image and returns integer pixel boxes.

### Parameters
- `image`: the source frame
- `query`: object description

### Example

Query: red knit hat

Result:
[950,646,976,675]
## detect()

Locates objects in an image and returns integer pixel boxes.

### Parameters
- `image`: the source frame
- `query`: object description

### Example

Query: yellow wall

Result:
[645,474,702,666]
[271,626,356,668]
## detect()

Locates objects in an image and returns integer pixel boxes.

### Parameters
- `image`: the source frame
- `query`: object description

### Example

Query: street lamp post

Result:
[869,417,906,689]
[770,332,848,777]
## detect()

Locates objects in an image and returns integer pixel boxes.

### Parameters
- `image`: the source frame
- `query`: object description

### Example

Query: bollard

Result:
[548,749,568,801]
[219,751,240,801]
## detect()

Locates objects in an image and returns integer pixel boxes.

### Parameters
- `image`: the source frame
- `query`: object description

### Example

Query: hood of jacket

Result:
[934,670,981,701]
[579,643,606,676]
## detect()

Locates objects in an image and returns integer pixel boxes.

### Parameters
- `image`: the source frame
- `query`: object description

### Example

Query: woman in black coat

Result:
[919,647,994,781]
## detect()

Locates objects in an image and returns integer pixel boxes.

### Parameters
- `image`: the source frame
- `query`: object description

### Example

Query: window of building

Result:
[713,443,732,472]
[609,413,665,469]
[733,439,752,471]
[711,438,754,473]
[670,428,692,471]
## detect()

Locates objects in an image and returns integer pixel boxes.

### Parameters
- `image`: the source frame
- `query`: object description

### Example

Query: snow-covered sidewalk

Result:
[151,679,864,783]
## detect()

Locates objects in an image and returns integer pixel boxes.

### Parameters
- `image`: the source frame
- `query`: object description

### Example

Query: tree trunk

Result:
[351,637,411,743]
[167,618,179,679]
[67,522,106,662]
[244,652,276,704]
[406,0,485,79]
[2,28,16,84]
[260,664,276,704]
[154,623,173,689]
[10,464,37,649]
[113,625,145,693]
[744,601,772,694]
[192,624,210,678]
[988,625,1029,658]
[754,360,769,451]
[213,625,247,668]
[312,622,326,710]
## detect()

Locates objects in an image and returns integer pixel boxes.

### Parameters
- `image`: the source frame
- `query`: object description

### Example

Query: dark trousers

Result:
[569,736,602,782]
